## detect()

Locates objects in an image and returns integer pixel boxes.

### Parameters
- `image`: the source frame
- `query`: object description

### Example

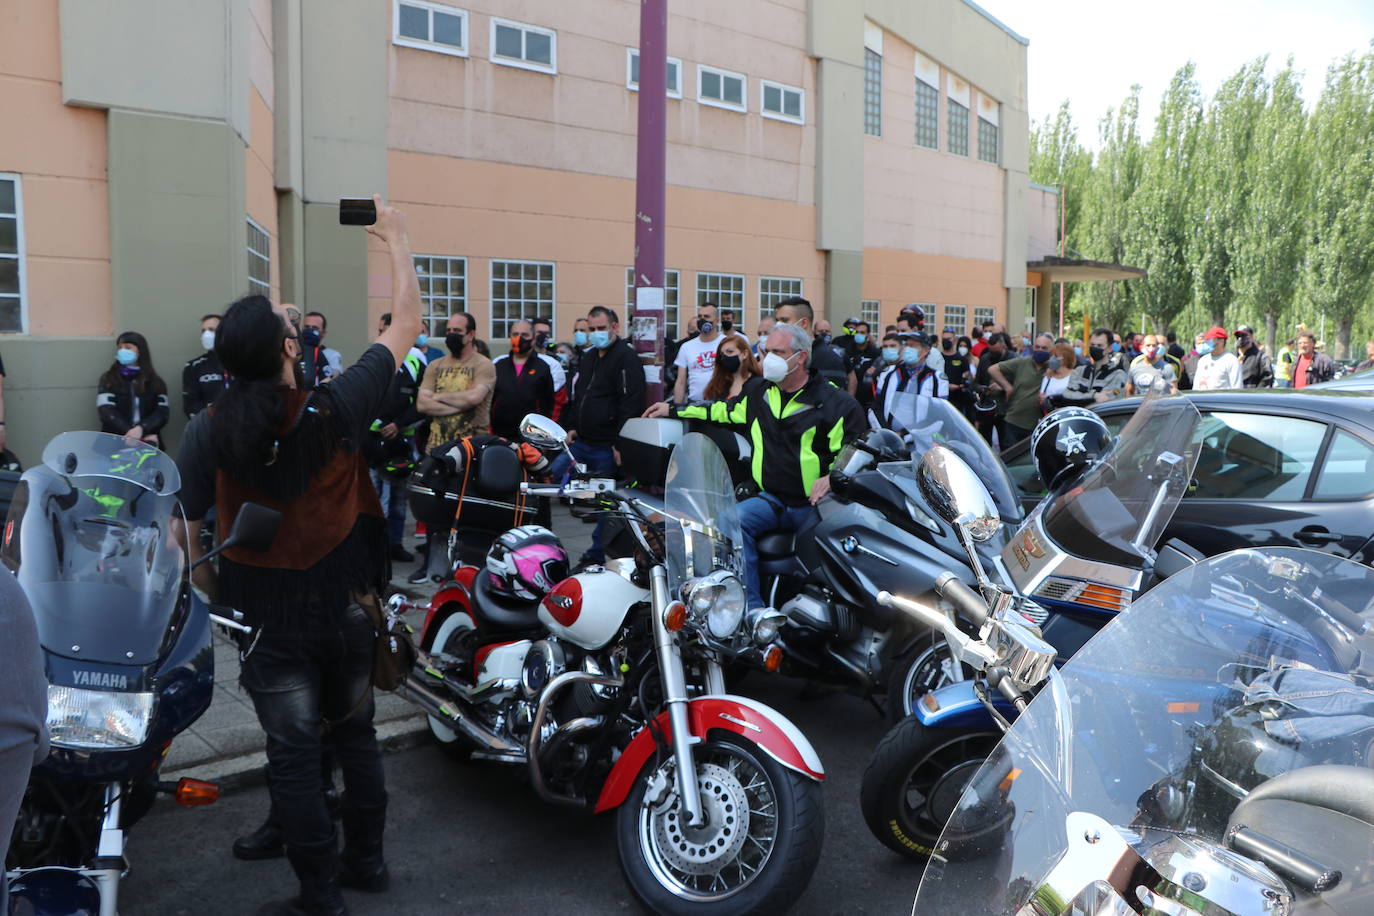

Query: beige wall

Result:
[1026,184,1060,261]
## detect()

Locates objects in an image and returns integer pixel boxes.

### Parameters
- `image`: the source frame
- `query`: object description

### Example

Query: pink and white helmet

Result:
[485,525,570,602]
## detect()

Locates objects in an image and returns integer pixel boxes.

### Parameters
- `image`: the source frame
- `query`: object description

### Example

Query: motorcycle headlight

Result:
[684,570,747,639]
[46,686,155,749]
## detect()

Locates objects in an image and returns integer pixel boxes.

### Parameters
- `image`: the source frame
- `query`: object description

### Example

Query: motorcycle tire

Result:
[884,629,972,724]
[860,717,1001,860]
[424,608,477,763]
[615,732,824,915]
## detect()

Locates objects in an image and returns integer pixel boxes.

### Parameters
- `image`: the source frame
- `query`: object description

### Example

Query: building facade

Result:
[0,0,1054,463]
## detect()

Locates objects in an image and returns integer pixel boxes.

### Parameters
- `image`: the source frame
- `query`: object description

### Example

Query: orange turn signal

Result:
[174,778,220,807]
[1167,701,1199,714]
[998,767,1022,793]
[763,646,783,672]
[663,601,688,632]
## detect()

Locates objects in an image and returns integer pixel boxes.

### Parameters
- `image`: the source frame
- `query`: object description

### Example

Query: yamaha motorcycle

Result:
[911,545,1374,915]
[387,415,825,915]
[3,431,278,916]
[860,390,1204,858]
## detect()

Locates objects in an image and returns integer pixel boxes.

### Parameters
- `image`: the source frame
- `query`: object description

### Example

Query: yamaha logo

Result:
[72,670,130,689]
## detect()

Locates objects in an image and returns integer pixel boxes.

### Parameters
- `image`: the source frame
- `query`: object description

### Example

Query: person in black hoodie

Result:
[557,306,645,564]
[491,320,555,439]
[183,313,228,417]
[97,331,170,447]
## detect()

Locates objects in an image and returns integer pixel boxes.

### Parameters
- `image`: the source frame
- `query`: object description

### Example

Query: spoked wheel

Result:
[424,609,476,761]
[616,733,823,915]
[885,630,975,723]
[860,717,1001,860]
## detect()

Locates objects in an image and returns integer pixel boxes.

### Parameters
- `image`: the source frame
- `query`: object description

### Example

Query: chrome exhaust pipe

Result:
[528,670,624,807]
[399,677,523,756]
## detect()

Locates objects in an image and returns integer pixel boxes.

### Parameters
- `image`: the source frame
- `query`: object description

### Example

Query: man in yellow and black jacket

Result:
[646,322,868,610]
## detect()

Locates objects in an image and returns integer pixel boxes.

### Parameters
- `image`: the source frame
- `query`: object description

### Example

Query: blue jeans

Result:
[370,470,409,546]
[1274,379,1292,388]
[549,439,617,562]
[739,493,816,610]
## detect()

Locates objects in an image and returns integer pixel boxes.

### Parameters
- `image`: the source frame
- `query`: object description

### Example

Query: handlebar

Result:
[935,572,989,628]
[877,591,995,668]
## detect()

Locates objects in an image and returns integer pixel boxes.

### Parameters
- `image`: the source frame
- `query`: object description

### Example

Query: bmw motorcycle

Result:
[911,545,1374,915]
[859,390,1205,859]
[387,415,825,915]
[3,431,278,916]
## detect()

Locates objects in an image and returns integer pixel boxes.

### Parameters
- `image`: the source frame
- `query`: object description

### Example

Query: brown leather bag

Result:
[357,592,416,692]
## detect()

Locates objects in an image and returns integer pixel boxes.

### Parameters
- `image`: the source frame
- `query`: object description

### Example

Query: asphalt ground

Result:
[123,672,926,915]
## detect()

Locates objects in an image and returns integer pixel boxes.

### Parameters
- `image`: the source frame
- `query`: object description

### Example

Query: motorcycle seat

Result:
[757,531,796,559]
[472,570,545,631]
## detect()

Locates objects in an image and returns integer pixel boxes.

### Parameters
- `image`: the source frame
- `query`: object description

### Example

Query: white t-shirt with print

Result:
[674,335,725,401]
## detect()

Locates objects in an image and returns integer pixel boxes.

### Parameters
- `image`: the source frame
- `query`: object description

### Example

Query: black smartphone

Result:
[339,197,377,226]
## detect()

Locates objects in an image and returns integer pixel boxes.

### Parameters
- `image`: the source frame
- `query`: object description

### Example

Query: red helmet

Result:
[485,525,569,602]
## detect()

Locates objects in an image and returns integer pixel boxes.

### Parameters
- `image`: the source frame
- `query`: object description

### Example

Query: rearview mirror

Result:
[519,414,570,450]
[191,502,281,570]
[918,445,1001,542]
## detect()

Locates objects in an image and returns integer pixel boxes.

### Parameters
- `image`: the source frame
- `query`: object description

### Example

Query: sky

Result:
[971,0,1374,143]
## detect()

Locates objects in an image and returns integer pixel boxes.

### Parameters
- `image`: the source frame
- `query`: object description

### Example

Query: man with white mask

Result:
[644,322,868,611]
[182,312,228,417]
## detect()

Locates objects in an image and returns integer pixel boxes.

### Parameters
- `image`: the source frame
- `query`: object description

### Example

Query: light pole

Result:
[631,0,668,402]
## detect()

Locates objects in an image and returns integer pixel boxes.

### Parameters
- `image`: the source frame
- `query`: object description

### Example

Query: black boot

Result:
[256,834,348,916]
[234,816,286,860]
[338,801,389,892]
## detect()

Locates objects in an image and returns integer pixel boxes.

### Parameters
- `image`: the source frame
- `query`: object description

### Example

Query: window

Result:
[914,78,939,149]
[861,299,881,327]
[490,260,554,339]
[0,175,23,333]
[490,18,555,73]
[760,80,804,124]
[973,306,996,329]
[978,117,999,164]
[626,49,682,98]
[863,48,882,136]
[246,219,270,297]
[1312,429,1374,500]
[1192,412,1324,501]
[393,0,467,56]
[758,277,802,323]
[696,272,746,327]
[947,98,969,156]
[414,255,467,338]
[942,304,968,334]
[698,65,745,112]
[625,267,681,337]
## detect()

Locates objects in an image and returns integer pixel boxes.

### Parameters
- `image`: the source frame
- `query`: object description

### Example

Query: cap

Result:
[843,316,859,326]
[1203,326,1229,341]
[1234,325,1254,336]
[942,327,957,334]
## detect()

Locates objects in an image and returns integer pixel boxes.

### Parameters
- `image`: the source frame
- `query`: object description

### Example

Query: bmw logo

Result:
[841,536,858,554]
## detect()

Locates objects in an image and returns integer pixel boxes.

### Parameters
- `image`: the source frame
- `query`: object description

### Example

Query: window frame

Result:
[860,299,881,328]
[759,79,805,125]
[977,115,1000,164]
[246,217,271,298]
[947,97,970,156]
[863,48,882,136]
[973,305,996,329]
[489,258,556,340]
[914,77,939,149]
[695,272,747,331]
[758,276,803,327]
[0,173,26,335]
[413,254,468,340]
[626,49,683,99]
[697,64,747,113]
[489,17,557,74]
[392,0,469,58]
[942,304,968,334]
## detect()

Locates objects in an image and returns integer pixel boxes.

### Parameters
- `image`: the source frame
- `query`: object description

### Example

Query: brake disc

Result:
[652,762,751,875]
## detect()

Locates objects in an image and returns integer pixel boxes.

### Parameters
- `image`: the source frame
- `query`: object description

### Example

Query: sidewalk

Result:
[163,504,597,789]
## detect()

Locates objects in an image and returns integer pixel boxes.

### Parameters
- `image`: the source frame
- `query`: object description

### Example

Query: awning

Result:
[1026,256,1146,283]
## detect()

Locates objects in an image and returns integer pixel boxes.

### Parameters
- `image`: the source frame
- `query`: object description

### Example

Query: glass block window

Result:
[698,65,746,112]
[977,116,999,164]
[761,80,804,124]
[973,305,996,330]
[942,304,968,334]
[394,1,467,56]
[626,49,682,98]
[247,218,270,297]
[490,260,554,339]
[0,175,22,332]
[758,277,802,321]
[625,267,682,337]
[490,18,555,73]
[414,255,467,338]
[696,271,746,322]
[915,78,939,149]
[863,48,882,136]
[947,98,969,156]
[860,299,881,327]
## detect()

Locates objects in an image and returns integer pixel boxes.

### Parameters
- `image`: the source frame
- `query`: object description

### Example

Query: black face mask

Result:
[942,338,954,351]
[1089,345,1105,362]
[816,332,832,345]
[446,332,466,357]
[717,353,741,374]
[534,331,550,348]
[721,319,734,332]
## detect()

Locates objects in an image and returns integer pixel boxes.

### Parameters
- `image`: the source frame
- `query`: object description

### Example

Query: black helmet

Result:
[0,449,20,473]
[830,428,907,497]
[1031,407,1111,492]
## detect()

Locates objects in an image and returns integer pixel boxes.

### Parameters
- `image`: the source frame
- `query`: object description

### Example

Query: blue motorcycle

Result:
[3,431,278,916]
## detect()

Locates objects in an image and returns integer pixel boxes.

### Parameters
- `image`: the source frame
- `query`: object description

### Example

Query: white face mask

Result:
[762,351,794,383]
[957,346,969,356]
[201,329,217,351]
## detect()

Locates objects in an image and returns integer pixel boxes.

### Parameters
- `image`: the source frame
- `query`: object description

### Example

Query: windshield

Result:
[915,547,1374,914]
[1037,393,1201,566]
[885,392,1021,523]
[664,432,745,596]
[42,430,181,496]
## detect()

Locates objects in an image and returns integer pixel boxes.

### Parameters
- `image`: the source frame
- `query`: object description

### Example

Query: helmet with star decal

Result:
[1030,406,1112,492]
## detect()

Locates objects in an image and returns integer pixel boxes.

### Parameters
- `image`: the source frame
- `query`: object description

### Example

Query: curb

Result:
[164,715,431,794]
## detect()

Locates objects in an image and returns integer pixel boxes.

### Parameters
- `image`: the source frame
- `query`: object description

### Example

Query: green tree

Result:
[1029,101,1093,329]
[1078,87,1144,332]
[1303,49,1374,360]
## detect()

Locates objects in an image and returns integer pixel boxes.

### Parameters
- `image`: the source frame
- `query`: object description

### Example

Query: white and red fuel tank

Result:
[539,562,650,650]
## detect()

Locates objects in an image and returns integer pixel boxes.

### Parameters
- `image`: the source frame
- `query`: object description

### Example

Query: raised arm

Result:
[367,195,423,369]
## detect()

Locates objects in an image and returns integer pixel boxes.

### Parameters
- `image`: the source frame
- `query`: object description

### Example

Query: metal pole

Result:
[632,0,668,403]
[1058,184,1066,337]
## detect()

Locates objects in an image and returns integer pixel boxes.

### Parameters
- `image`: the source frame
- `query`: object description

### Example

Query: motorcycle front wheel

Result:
[616,733,824,915]
[885,629,973,723]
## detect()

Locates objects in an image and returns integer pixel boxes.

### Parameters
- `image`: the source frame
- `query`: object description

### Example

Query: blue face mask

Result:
[589,330,611,350]
[115,347,138,366]
[1198,341,1214,356]
[853,333,867,346]
[1110,341,1121,353]
[301,326,323,347]
[415,333,427,348]
[1073,346,1082,356]
[902,346,923,366]
[882,347,899,363]
[573,330,588,347]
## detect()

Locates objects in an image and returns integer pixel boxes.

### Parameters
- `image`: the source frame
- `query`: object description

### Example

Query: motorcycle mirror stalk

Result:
[518,413,584,474]
[190,502,282,571]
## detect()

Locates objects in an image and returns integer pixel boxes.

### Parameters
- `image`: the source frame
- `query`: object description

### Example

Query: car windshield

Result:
[664,432,745,596]
[1036,392,1201,566]
[913,546,1374,914]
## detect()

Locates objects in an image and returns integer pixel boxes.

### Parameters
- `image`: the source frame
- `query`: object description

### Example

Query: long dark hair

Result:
[703,335,761,401]
[99,331,167,395]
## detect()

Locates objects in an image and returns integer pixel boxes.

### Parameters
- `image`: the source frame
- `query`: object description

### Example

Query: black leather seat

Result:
[472,570,545,631]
